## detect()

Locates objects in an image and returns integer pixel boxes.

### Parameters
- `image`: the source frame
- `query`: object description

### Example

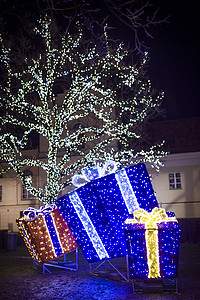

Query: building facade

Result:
[150,151,200,218]
[0,149,40,232]
[0,116,200,231]
[149,117,200,218]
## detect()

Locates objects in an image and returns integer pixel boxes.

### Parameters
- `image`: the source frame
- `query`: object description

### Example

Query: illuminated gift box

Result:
[56,161,158,262]
[16,205,77,263]
[124,207,181,279]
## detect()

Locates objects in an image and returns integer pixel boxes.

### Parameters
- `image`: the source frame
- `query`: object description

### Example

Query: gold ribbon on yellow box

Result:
[125,207,177,278]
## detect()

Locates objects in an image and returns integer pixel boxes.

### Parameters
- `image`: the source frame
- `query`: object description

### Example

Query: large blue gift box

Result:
[56,162,158,262]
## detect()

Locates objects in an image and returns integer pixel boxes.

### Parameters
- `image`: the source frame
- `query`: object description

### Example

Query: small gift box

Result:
[56,161,158,262]
[16,205,77,263]
[124,207,181,279]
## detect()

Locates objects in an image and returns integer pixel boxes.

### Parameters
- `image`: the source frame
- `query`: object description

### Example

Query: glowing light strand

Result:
[0,16,166,204]
[115,169,140,213]
[68,191,110,260]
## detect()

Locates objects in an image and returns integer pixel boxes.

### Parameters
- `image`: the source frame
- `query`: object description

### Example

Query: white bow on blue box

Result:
[72,160,118,187]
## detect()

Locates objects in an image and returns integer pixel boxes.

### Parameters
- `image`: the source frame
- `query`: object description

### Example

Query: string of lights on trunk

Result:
[0,16,166,204]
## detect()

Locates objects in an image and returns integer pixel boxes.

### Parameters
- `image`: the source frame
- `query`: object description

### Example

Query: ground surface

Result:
[0,244,200,300]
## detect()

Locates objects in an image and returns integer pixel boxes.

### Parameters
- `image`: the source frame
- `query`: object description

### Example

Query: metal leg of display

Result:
[162,278,179,294]
[33,248,79,274]
[89,255,129,282]
[132,277,179,294]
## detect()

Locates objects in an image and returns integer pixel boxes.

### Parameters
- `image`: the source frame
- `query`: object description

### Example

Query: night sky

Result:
[0,0,199,120]
[149,0,200,119]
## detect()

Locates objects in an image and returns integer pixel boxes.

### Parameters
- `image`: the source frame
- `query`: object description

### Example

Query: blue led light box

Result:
[124,210,181,279]
[56,163,158,262]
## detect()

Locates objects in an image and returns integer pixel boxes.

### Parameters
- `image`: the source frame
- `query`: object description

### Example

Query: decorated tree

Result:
[0,0,166,55]
[0,16,165,204]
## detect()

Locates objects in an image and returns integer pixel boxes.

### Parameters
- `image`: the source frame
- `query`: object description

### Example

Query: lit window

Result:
[22,185,34,200]
[169,173,182,190]
[0,185,2,202]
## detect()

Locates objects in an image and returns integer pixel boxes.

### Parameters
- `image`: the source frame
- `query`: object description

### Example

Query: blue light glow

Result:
[124,217,181,279]
[44,214,63,257]
[68,191,109,260]
[56,163,158,262]
[158,221,180,278]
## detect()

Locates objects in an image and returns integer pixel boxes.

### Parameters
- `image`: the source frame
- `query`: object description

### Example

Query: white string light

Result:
[0,16,166,204]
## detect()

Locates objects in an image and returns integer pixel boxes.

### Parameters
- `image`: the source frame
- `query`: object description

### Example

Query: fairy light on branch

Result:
[0,16,166,204]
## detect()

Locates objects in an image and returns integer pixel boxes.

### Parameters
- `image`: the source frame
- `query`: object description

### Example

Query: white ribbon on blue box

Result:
[56,161,158,262]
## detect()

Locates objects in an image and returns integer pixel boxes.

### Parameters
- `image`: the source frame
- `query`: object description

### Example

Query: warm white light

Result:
[0,16,166,204]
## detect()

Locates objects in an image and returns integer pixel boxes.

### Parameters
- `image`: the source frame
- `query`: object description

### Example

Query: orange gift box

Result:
[16,205,77,263]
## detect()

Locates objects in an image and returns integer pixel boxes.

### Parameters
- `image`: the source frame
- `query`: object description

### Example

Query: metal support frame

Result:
[89,255,130,282]
[132,277,179,294]
[33,248,79,274]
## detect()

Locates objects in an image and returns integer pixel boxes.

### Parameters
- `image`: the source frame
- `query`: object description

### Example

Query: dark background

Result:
[0,0,199,120]
[149,0,200,119]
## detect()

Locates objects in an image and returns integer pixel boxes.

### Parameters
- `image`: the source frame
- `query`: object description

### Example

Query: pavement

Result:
[0,243,200,300]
